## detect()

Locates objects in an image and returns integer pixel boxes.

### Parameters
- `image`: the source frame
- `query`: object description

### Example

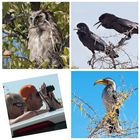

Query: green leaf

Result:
[12,47,18,52]
[3,2,10,17]
[63,47,69,55]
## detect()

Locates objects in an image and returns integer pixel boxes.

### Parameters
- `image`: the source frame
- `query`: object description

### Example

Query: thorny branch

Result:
[72,84,138,138]
[89,34,138,69]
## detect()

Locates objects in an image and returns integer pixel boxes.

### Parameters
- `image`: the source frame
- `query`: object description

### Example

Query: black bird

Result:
[94,13,138,37]
[74,23,119,59]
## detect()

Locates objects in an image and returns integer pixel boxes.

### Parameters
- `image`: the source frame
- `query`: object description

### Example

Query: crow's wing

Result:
[90,31,107,51]
[90,32,107,46]
[117,18,138,29]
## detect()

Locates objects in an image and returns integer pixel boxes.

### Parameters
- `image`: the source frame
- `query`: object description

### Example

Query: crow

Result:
[74,23,119,59]
[94,13,138,37]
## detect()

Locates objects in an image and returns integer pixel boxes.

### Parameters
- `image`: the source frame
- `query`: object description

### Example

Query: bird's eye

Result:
[29,16,33,21]
[39,15,42,17]
[45,14,49,20]
[105,80,109,84]
[83,27,86,30]
[36,16,39,19]
[35,14,43,20]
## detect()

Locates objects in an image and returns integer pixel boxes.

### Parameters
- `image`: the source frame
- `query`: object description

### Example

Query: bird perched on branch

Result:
[74,23,119,61]
[94,77,122,133]
[94,13,138,38]
[28,3,63,68]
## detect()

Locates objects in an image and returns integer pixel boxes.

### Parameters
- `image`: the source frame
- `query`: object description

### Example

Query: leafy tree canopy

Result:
[3,2,69,69]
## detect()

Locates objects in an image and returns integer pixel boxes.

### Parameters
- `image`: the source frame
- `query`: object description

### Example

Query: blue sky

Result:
[71,2,138,68]
[71,71,138,138]
[3,74,62,99]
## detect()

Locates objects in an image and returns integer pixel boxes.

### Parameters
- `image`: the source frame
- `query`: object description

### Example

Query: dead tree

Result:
[89,33,138,69]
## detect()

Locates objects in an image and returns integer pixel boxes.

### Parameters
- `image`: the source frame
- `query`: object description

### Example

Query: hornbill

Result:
[94,77,122,133]
[74,23,119,60]
[94,13,138,38]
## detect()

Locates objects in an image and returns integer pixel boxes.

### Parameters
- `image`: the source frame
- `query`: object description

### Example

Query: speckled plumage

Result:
[28,10,63,68]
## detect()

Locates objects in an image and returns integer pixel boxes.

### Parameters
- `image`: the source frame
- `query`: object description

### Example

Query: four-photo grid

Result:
[1,1,139,139]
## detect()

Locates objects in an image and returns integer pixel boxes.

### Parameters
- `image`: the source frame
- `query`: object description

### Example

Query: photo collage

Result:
[0,1,139,139]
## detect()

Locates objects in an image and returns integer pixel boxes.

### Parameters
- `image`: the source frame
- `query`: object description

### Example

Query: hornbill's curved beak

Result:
[94,79,108,86]
[94,21,102,29]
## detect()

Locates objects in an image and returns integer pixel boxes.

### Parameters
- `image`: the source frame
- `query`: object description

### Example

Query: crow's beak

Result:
[94,21,102,29]
[73,27,80,31]
[97,23,102,29]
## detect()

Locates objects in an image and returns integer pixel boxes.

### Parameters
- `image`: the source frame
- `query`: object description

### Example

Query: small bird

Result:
[94,13,138,37]
[94,77,122,133]
[74,23,119,59]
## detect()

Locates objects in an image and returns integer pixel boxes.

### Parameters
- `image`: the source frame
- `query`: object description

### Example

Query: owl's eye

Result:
[36,15,43,20]
[39,14,43,18]
[29,16,33,21]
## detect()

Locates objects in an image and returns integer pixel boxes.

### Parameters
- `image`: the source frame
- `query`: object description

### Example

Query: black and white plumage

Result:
[28,9,63,68]
[94,77,119,114]
[94,13,138,37]
[75,23,118,58]
[94,77,122,133]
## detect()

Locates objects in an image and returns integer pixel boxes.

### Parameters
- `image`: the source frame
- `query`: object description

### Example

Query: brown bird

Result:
[28,9,63,68]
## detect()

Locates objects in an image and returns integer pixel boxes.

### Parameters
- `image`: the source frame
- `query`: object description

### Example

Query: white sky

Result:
[3,74,62,99]
[71,2,138,69]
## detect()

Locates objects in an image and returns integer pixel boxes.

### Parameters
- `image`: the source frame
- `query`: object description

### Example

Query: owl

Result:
[28,10,63,68]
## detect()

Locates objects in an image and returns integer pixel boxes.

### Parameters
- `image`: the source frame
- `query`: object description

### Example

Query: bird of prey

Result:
[94,77,122,133]
[28,9,63,68]
[94,13,138,37]
[74,23,119,59]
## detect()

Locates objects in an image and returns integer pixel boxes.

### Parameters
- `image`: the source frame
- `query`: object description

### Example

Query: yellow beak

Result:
[94,79,108,86]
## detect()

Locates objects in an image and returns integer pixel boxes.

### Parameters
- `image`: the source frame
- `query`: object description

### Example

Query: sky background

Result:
[71,2,138,69]
[71,71,138,138]
[3,74,62,109]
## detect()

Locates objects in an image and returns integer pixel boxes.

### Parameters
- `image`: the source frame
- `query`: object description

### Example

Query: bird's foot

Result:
[87,60,91,65]
[125,31,132,40]
[88,55,96,67]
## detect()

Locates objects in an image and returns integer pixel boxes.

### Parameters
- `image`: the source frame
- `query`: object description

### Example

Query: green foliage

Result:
[60,47,69,68]
[3,2,69,69]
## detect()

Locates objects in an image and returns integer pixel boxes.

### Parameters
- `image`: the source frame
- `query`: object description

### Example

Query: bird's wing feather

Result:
[90,32,107,45]
[112,91,120,104]
[117,18,138,28]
